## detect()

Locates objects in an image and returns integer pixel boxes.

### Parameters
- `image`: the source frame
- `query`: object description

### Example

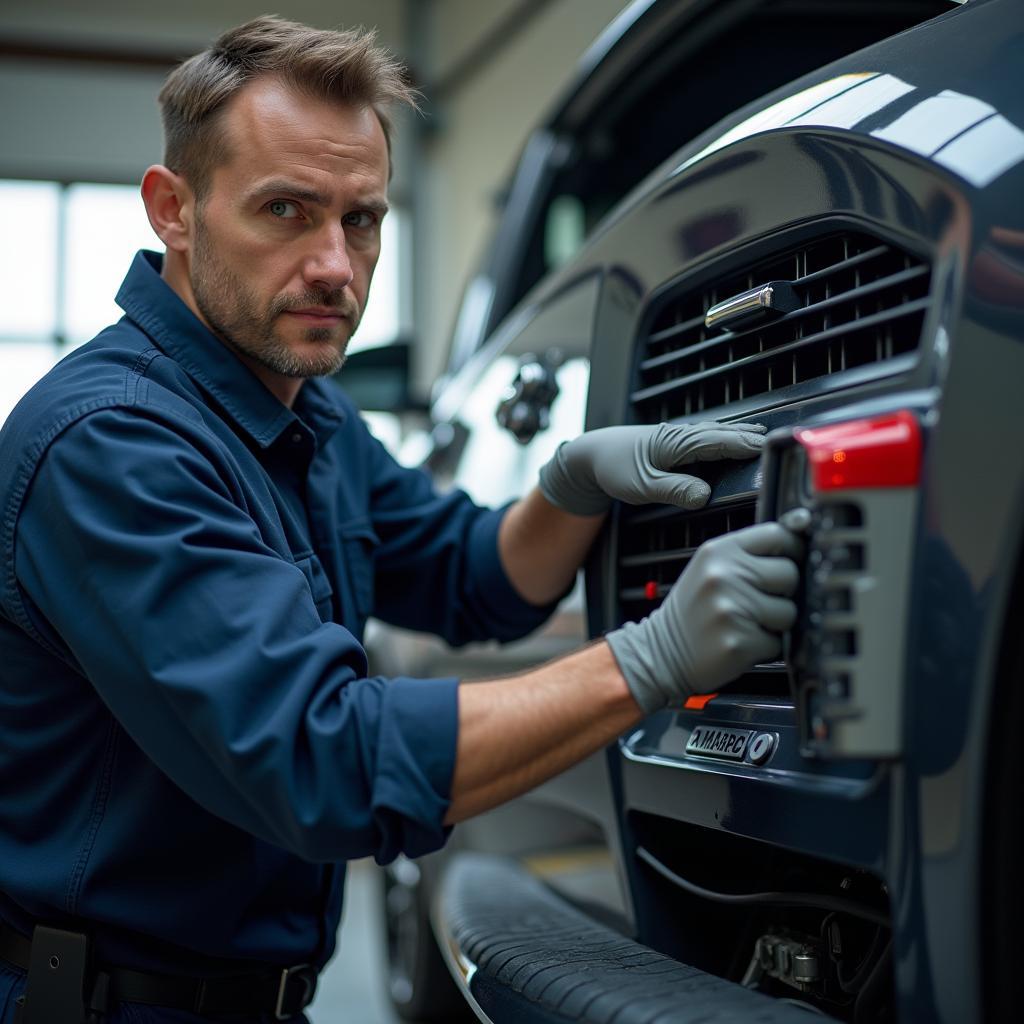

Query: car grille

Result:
[618,500,757,617]
[613,229,932,698]
[630,231,931,422]
[616,498,788,694]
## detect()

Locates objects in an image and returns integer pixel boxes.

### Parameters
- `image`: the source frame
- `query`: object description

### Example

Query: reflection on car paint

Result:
[676,69,1024,194]
[674,73,877,174]
[932,113,1024,187]
[785,73,916,129]
[871,88,996,155]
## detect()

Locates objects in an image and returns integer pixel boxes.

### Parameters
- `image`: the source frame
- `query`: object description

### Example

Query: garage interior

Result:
[2,1,1009,1023]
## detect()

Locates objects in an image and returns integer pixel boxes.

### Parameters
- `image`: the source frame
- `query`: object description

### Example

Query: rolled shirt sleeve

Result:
[15,408,457,863]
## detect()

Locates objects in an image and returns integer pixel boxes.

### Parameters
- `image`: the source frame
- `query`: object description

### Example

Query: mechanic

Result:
[0,16,804,1024]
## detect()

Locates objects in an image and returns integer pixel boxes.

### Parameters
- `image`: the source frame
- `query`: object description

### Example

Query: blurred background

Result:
[0,1,632,1020]
[0,0,629,422]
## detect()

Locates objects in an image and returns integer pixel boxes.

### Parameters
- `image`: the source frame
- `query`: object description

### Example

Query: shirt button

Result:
[291,432,303,444]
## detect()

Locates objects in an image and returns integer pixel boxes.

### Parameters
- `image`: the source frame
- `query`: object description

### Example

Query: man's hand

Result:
[538,421,767,515]
[606,521,803,713]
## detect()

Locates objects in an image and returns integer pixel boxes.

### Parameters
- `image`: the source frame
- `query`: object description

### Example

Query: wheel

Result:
[381,855,476,1022]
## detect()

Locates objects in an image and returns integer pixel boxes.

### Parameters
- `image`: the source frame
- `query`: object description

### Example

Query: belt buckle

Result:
[275,963,316,1020]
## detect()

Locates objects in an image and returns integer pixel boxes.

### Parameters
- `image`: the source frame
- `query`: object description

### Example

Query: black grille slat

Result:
[615,498,788,694]
[620,584,670,601]
[647,311,708,346]
[616,500,758,618]
[619,546,699,568]
[631,296,931,406]
[632,231,931,421]
[795,242,890,285]
[638,259,926,375]
[621,494,759,528]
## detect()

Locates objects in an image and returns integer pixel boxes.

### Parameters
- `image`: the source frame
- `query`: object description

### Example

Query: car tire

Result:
[381,856,476,1022]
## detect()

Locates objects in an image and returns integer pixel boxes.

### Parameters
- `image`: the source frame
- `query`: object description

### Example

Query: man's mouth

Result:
[283,307,348,324]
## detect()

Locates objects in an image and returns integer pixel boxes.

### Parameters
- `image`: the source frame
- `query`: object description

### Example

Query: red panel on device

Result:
[795,410,921,491]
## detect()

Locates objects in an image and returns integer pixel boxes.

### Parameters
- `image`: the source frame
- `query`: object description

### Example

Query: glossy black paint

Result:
[440,0,955,379]
[457,1,1024,1020]
[432,0,1022,1020]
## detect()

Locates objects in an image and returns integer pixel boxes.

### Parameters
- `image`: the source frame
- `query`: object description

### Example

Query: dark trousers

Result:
[0,963,310,1024]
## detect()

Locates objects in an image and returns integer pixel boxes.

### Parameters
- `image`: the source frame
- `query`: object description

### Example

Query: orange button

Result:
[683,693,718,710]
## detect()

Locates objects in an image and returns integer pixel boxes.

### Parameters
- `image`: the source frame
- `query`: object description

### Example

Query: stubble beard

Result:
[190,219,361,380]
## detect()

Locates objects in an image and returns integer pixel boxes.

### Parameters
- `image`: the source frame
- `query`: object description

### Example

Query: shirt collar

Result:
[294,377,347,450]
[116,250,347,449]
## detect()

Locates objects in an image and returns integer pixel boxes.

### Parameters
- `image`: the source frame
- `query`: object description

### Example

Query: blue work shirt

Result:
[0,251,553,976]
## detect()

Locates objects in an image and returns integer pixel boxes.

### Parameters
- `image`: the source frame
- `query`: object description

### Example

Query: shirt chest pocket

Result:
[293,553,335,624]
[338,519,379,636]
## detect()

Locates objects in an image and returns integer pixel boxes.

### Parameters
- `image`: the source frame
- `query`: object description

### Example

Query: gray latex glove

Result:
[606,522,803,713]
[538,421,767,515]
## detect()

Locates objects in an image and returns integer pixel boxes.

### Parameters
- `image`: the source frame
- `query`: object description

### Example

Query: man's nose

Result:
[303,225,354,292]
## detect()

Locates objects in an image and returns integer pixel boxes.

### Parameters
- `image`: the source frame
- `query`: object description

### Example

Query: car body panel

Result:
[416,0,1022,1020]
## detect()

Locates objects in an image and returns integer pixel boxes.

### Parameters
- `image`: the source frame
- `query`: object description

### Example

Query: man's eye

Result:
[344,211,376,229]
[268,200,301,219]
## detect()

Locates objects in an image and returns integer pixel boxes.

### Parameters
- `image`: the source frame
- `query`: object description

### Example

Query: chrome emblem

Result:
[686,726,753,761]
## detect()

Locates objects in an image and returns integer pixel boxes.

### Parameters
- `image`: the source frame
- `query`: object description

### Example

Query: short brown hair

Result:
[158,15,417,196]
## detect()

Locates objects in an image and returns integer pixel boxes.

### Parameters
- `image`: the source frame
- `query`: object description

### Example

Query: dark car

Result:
[358,0,1022,1020]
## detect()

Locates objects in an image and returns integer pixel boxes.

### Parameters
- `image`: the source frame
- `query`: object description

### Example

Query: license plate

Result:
[686,725,753,761]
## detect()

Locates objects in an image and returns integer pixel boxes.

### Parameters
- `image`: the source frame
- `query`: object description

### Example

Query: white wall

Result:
[0,60,168,183]
[0,0,405,185]
[0,0,404,59]
[412,0,629,389]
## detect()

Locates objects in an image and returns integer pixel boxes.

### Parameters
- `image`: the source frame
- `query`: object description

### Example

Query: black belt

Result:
[0,919,317,1021]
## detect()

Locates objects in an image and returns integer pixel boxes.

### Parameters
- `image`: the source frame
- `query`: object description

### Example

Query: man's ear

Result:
[141,165,195,253]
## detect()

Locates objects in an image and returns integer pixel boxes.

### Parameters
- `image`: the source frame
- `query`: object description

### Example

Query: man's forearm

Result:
[497,486,605,606]
[445,640,641,824]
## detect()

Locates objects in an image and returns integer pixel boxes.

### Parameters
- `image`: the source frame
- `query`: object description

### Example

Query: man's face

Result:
[186,77,390,382]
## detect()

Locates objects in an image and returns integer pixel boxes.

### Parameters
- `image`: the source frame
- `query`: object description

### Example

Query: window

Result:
[0,181,60,341]
[350,208,404,353]
[0,179,160,422]
[0,179,406,423]
[63,183,164,347]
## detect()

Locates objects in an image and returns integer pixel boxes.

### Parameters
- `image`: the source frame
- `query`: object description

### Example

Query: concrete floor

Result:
[308,859,404,1024]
